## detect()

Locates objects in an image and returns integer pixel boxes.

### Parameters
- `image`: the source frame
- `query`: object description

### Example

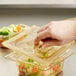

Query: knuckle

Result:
[49,21,55,25]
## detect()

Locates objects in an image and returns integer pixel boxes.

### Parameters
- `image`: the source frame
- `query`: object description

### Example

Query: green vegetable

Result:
[0,31,9,35]
[27,73,39,76]
[0,27,9,35]
[25,64,31,69]
[0,31,2,35]
[43,53,49,57]
[31,73,38,76]
[27,58,34,62]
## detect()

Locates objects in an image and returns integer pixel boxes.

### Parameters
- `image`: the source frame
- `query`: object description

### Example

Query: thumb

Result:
[42,40,62,49]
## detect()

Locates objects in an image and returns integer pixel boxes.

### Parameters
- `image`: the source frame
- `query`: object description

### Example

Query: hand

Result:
[35,20,76,48]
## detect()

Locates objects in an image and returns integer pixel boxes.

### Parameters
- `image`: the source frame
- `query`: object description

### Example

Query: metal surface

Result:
[0,4,76,8]
[0,8,76,27]
[0,0,76,9]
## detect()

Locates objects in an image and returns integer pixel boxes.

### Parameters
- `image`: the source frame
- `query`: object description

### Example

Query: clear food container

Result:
[3,25,76,76]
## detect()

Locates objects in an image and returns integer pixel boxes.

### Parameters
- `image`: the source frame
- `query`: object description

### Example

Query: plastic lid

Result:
[3,25,76,70]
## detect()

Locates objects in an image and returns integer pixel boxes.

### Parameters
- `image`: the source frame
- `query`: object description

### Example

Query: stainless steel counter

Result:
[0,4,76,8]
[0,8,76,27]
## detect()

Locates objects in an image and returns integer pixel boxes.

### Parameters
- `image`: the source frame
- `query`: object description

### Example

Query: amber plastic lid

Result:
[3,25,76,70]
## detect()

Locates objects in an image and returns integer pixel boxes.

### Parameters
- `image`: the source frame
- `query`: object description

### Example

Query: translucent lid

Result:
[3,25,76,70]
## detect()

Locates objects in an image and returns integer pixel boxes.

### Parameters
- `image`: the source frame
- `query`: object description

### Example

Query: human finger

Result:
[35,29,50,45]
[37,25,49,33]
[41,40,62,49]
